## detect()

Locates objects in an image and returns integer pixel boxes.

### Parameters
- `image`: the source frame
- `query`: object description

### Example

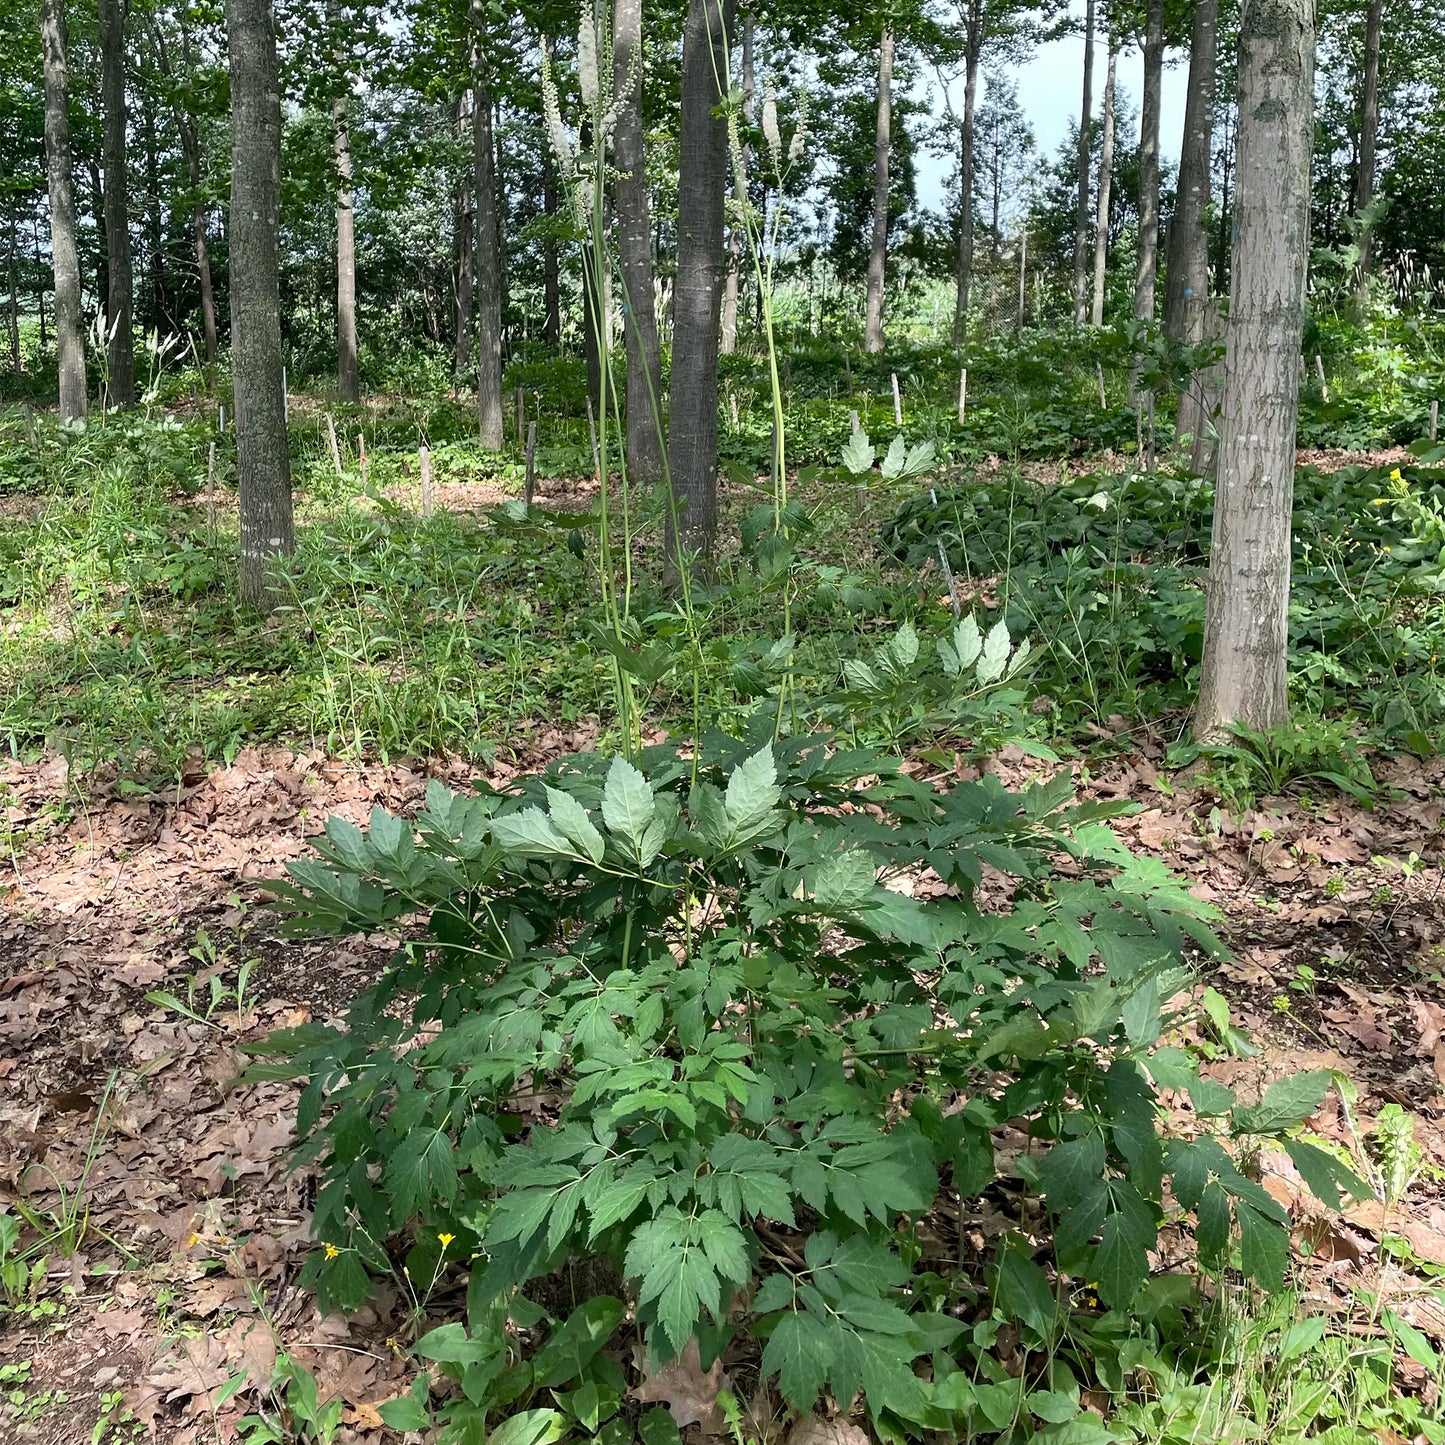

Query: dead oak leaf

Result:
[786,1414,871,1445]
[633,1338,732,1432]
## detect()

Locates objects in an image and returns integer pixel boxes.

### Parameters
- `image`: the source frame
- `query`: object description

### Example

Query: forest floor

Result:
[2,431,1444,1443]
[2,723,1444,1444]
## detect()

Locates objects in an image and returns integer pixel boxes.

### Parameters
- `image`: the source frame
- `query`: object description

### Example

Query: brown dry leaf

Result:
[147,1334,233,1405]
[633,1338,732,1432]
[785,1414,871,1445]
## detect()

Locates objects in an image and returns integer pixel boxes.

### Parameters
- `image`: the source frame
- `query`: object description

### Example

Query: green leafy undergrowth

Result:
[252,730,1358,1440]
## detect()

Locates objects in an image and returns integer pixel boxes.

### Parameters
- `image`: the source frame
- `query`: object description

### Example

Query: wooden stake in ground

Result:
[586,396,601,484]
[1315,353,1327,400]
[524,420,537,508]
[1431,399,1439,441]
[206,440,217,534]
[891,372,903,425]
[850,408,860,435]
[957,369,967,425]
[1146,392,1157,472]
[218,403,225,433]
[420,444,432,517]
[325,413,343,476]
[1096,361,1107,407]
[358,433,368,488]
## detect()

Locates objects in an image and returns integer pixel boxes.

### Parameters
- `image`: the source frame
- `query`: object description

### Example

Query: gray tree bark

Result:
[666,0,735,579]
[954,0,982,339]
[334,90,359,404]
[613,0,665,484]
[1195,0,1315,739]
[225,0,294,609]
[721,13,753,356]
[41,0,87,422]
[473,67,503,450]
[863,25,893,355]
[1089,40,1117,326]
[1133,0,1164,329]
[453,95,474,383]
[1071,0,1096,324]
[1164,0,1218,339]
[1352,0,1384,306]
[99,0,135,406]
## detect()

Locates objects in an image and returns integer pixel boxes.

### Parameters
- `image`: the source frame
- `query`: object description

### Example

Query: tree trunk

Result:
[1195,0,1315,740]
[721,13,753,356]
[613,0,665,483]
[666,0,735,577]
[473,68,503,449]
[1164,0,1218,339]
[99,0,135,406]
[1352,0,1384,305]
[1133,0,1164,329]
[334,86,359,403]
[156,12,218,363]
[542,36,560,352]
[954,4,981,340]
[6,216,19,369]
[452,96,473,383]
[225,0,294,609]
[1071,0,1096,325]
[863,25,893,355]
[1089,42,1117,326]
[140,92,168,333]
[41,0,87,422]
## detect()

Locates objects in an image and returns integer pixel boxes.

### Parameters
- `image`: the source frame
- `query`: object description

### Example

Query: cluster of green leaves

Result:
[879,456,1445,749]
[253,729,1354,1439]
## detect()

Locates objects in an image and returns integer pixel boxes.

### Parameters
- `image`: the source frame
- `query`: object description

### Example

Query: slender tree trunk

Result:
[1352,0,1384,306]
[1164,0,1219,339]
[614,0,665,483]
[333,97,359,402]
[141,95,167,332]
[954,9,981,340]
[6,216,19,369]
[99,0,135,405]
[720,15,753,355]
[157,13,218,363]
[1195,0,1315,740]
[225,0,294,609]
[542,36,560,352]
[1089,41,1117,326]
[666,0,736,577]
[42,0,87,422]
[1133,0,1164,329]
[472,66,503,449]
[452,96,473,383]
[1071,0,1096,324]
[863,25,893,355]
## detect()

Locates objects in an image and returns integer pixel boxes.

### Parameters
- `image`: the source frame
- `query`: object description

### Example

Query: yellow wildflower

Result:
[325,1244,341,1259]
[186,1232,201,1248]
[438,1233,455,1249]
[1390,467,1402,481]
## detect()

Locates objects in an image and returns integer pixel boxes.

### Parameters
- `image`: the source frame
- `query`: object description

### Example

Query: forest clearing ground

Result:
[1,720,1443,1443]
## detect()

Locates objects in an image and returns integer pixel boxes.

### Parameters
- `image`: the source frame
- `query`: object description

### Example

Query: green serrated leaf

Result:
[840,428,874,477]
[492,806,576,861]
[601,755,656,849]
[975,617,1012,684]
[724,745,780,836]
[812,849,878,911]
[544,786,605,864]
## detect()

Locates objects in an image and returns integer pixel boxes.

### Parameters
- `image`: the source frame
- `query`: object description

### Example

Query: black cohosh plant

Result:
[251,724,1360,1440]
